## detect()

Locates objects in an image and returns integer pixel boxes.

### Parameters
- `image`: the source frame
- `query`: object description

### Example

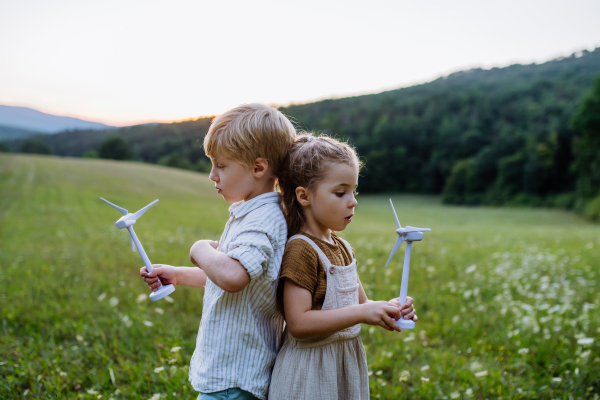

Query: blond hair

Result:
[203,103,296,177]
[279,133,362,237]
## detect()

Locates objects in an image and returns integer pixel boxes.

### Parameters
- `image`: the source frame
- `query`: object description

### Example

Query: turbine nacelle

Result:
[115,215,137,229]
[395,230,424,242]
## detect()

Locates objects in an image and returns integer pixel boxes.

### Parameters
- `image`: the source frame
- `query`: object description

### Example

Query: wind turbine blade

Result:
[132,199,159,220]
[389,199,401,230]
[130,235,136,252]
[384,236,404,268]
[404,226,431,232]
[100,197,128,215]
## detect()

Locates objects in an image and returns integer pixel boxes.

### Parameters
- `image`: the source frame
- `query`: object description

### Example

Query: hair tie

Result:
[306,136,314,142]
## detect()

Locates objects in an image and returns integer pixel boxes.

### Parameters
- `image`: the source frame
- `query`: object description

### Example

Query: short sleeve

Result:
[226,230,274,281]
[279,239,320,294]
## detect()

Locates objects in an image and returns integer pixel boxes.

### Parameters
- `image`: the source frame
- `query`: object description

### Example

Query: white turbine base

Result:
[395,318,415,329]
[149,284,176,302]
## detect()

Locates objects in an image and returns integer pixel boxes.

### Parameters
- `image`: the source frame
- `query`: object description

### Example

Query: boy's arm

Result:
[141,265,208,290]
[189,240,250,293]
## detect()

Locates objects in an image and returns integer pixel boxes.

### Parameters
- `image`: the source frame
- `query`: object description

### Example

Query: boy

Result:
[140,103,296,400]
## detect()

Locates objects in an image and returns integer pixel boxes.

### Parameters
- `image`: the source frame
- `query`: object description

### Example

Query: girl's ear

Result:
[252,157,269,178]
[295,187,310,206]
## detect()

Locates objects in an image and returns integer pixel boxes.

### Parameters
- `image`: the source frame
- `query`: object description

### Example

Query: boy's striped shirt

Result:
[189,192,286,400]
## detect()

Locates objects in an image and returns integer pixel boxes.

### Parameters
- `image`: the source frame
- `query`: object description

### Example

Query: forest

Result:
[3,48,600,218]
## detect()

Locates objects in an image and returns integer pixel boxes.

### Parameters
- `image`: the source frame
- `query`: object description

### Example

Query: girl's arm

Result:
[283,279,402,340]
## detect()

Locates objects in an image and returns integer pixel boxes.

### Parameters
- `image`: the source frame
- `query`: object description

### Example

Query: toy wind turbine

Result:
[100,197,175,302]
[384,199,430,329]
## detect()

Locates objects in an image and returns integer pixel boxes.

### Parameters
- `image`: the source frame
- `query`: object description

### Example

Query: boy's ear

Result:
[295,187,310,206]
[252,157,269,178]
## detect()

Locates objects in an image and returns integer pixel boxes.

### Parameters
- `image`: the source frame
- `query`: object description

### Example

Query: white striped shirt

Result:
[189,192,287,399]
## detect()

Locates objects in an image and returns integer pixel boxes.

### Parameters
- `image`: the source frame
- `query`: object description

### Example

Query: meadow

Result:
[1,154,598,399]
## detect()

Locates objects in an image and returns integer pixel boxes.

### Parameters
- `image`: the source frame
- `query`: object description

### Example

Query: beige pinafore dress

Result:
[268,234,369,400]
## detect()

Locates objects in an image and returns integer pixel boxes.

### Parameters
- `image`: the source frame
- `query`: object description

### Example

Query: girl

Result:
[269,134,417,400]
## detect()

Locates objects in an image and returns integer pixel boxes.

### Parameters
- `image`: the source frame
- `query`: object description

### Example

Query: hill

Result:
[3,48,600,208]
[0,154,597,398]
[0,105,112,133]
[0,124,43,140]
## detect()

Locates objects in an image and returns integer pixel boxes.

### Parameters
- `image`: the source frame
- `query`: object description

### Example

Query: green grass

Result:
[1,154,599,399]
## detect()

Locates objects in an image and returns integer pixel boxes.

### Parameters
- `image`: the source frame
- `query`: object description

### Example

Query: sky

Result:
[1,0,599,126]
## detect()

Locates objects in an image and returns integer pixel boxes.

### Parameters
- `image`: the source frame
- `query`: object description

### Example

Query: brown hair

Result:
[203,103,296,177]
[279,133,362,238]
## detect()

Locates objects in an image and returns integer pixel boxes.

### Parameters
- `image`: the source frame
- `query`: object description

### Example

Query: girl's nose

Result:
[349,196,357,208]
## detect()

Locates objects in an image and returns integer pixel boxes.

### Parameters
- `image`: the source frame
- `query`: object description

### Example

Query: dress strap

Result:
[287,234,331,267]
[337,237,355,261]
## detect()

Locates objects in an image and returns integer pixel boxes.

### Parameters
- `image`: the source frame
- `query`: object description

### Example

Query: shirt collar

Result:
[228,192,281,220]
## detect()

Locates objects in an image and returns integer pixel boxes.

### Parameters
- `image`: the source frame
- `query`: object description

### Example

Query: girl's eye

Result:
[336,192,345,197]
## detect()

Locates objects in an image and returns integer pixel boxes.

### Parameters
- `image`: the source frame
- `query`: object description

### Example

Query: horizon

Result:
[1,0,599,127]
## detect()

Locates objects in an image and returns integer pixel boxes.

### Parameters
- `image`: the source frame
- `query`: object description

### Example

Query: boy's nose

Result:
[209,168,218,182]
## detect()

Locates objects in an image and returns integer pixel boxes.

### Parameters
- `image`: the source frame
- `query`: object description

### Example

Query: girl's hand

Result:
[360,301,402,332]
[389,296,418,321]
[140,264,177,291]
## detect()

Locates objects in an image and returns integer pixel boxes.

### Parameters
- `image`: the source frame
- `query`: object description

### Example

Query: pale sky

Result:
[1,0,599,126]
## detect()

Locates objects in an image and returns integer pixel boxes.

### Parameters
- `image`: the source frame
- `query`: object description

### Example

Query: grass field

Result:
[1,154,599,399]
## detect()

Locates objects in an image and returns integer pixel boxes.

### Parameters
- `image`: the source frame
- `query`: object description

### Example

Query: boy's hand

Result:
[189,240,219,267]
[389,296,418,321]
[140,264,177,291]
[359,301,403,332]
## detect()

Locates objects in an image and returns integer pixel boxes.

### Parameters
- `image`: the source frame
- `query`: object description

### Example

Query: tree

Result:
[571,74,600,199]
[158,152,192,170]
[21,139,52,155]
[99,136,132,160]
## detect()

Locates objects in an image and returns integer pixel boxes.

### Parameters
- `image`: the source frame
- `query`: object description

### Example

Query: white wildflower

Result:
[109,297,119,307]
[552,377,562,383]
[136,293,147,303]
[87,388,99,394]
[60,371,67,376]
[149,394,161,400]
[469,361,482,371]
[518,348,529,355]
[121,314,132,328]
[421,377,429,382]
[577,338,594,345]
[399,370,410,382]
[170,346,182,353]
[97,293,106,302]
[475,370,488,377]
[465,265,477,273]
[153,366,164,373]
[420,365,430,371]
[154,308,164,315]
[164,296,174,303]
[450,391,460,399]
[143,321,153,327]
[465,388,473,397]
[580,350,591,358]
[76,335,84,342]
[375,370,383,376]
[403,334,415,342]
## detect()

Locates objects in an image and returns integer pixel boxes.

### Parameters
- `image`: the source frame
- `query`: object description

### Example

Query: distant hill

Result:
[0,105,112,134]
[4,48,600,210]
[0,124,43,140]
